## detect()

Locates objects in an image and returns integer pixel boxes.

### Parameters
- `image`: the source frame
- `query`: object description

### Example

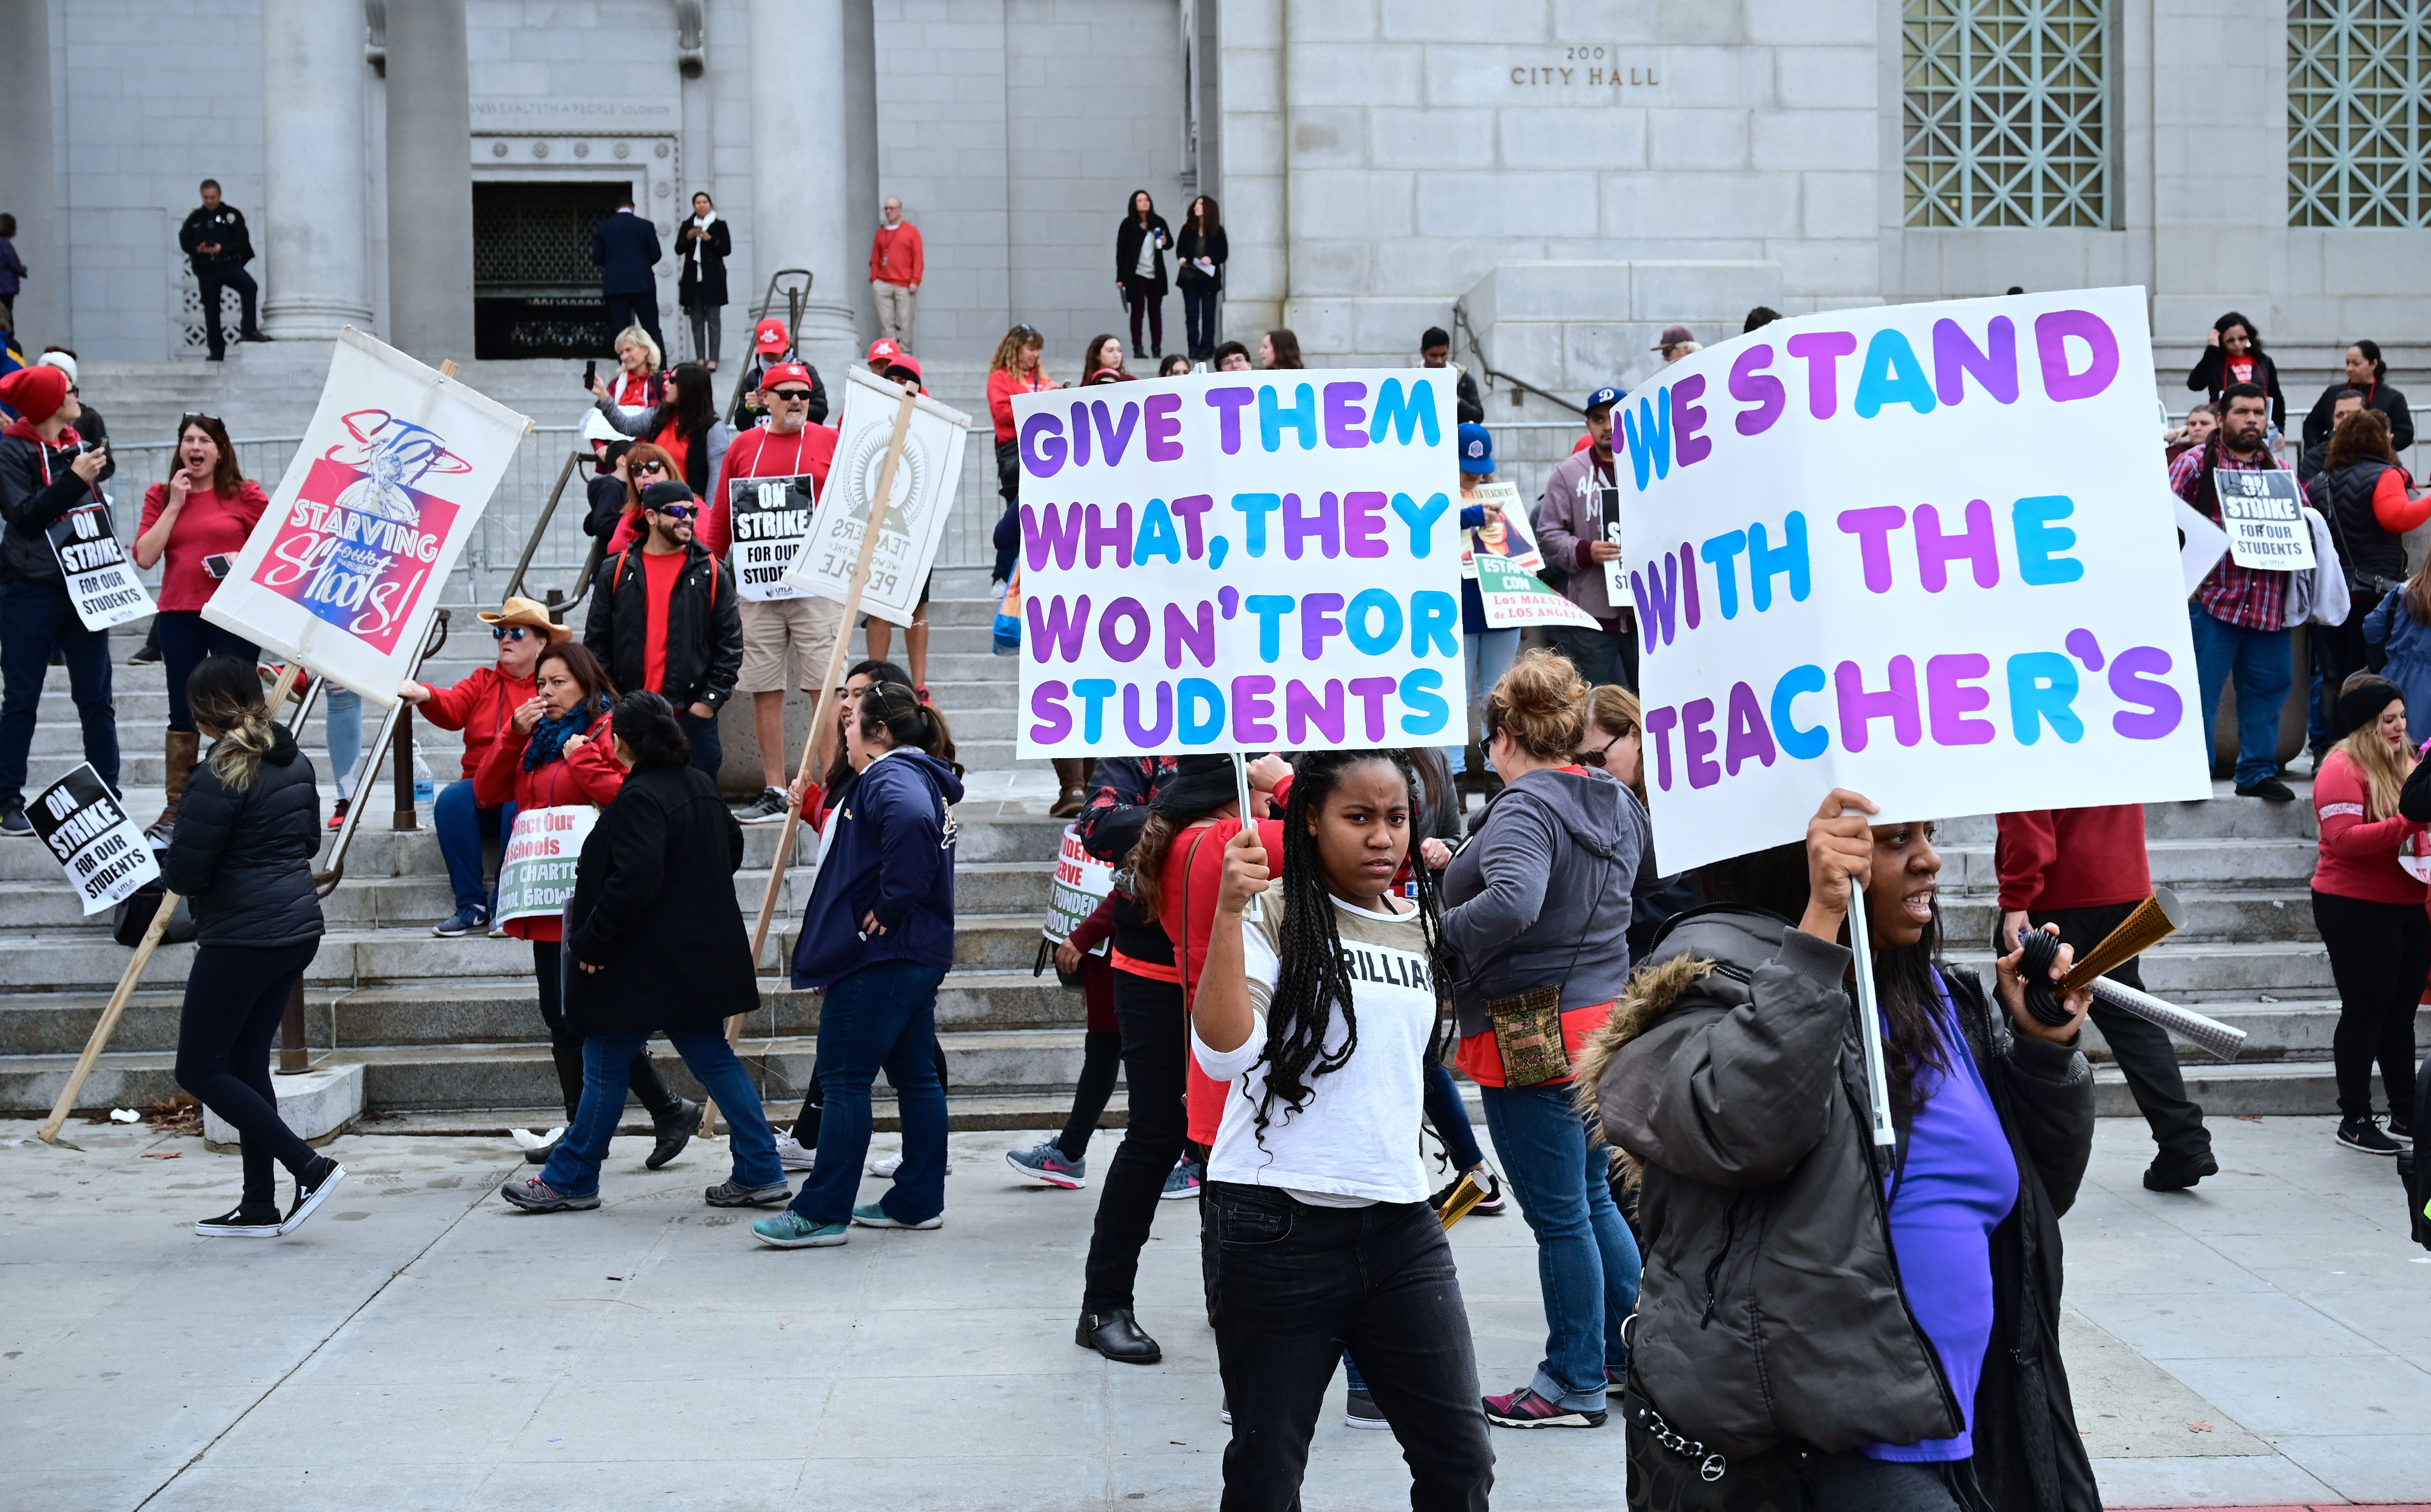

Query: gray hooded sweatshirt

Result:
[1438,765,1648,1039]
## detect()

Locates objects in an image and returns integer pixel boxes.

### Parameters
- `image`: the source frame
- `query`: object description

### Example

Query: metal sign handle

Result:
[1844,895,1897,1147]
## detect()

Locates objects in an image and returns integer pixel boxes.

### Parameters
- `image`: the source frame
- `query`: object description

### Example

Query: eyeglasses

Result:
[769,388,813,402]
[1578,730,1629,769]
[650,503,697,521]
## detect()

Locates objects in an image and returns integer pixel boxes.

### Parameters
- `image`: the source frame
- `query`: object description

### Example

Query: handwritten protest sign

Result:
[48,500,154,631]
[203,328,531,707]
[781,366,967,626]
[1042,825,1116,956]
[28,764,157,914]
[1619,287,2209,872]
[730,472,818,601]
[2217,470,2316,571]
[492,806,598,925]
[1012,372,1464,758]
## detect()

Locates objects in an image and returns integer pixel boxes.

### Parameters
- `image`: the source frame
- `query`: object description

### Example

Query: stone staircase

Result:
[0,568,1092,1132]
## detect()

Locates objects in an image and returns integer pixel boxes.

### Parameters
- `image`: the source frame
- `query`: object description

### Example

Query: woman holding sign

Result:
[474,641,699,1169]
[1579,793,2097,1510]
[1190,748,1496,1507]
[1453,422,1522,761]
[133,416,266,842]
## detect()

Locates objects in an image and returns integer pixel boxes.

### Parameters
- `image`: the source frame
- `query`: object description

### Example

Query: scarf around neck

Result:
[525,698,606,771]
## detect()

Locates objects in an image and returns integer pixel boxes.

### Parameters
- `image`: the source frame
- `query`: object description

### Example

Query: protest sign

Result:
[1598,485,1627,601]
[2174,496,2230,596]
[47,500,153,631]
[28,763,157,914]
[492,806,598,925]
[2216,469,2317,571]
[1012,371,1465,759]
[1617,287,2209,873]
[1462,482,1543,574]
[781,366,968,626]
[1478,552,1601,630]
[729,471,819,601]
[1042,825,1116,956]
[202,327,532,708]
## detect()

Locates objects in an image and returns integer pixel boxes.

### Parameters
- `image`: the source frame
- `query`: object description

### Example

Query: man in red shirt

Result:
[398,595,557,936]
[869,197,922,350]
[707,364,843,822]
[1997,805,2216,1189]
[583,480,742,782]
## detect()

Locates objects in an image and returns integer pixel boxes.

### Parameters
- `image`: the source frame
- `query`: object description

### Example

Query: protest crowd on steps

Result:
[8,255,2431,1512]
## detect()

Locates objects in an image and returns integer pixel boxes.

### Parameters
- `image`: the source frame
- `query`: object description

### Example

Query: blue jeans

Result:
[434,778,513,914]
[1182,281,1219,360]
[1479,1081,1642,1411]
[0,580,116,812]
[2186,605,2293,786]
[786,960,948,1226]
[678,707,721,784]
[153,610,256,732]
[539,1024,781,1197]
[325,686,363,801]
[1425,1061,1485,1172]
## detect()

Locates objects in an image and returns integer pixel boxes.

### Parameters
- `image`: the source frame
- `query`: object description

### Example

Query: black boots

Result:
[648,1098,703,1170]
[1077,1307,1162,1364]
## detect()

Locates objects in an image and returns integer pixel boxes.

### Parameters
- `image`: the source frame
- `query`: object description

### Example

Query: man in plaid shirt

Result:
[2171,384,2298,800]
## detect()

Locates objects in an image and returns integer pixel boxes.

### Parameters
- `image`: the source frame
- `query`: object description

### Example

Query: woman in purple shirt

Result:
[1580,789,2100,1512]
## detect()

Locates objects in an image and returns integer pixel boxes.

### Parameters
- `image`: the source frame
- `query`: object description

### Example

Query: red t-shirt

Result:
[638,548,684,697]
[2225,354,2258,387]
[697,421,838,560]
[139,480,269,611]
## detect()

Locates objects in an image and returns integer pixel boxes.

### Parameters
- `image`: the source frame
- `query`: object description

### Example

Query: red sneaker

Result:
[1482,1385,1606,1428]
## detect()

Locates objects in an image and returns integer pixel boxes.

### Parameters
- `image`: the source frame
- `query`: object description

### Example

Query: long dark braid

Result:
[1252,748,1456,1147]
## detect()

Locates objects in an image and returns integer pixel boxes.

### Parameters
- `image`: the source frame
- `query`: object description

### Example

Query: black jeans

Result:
[2034,901,2210,1162]
[1546,619,1638,691]
[1814,1450,1991,1512]
[1203,1183,1494,1511]
[1081,971,1188,1314]
[195,263,260,356]
[174,939,322,1209]
[678,708,722,784]
[532,940,678,1126]
[1182,281,1219,360]
[0,579,117,812]
[605,291,662,348]
[154,610,257,733]
[2312,889,2430,1122]
[1124,276,1164,358]
[1057,1027,1124,1161]
[992,440,1022,584]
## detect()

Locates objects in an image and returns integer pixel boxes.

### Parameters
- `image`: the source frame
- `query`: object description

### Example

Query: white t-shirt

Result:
[1191,891,1438,1207]
[1134,230,1158,280]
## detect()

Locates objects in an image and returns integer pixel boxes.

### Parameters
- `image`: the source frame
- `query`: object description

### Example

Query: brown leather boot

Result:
[153,729,200,839]
[1048,758,1090,818]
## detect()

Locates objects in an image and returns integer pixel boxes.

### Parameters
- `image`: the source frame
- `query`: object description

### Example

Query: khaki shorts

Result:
[737,594,846,695]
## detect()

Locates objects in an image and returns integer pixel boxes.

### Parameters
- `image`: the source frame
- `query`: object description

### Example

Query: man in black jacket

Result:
[0,364,114,834]
[591,200,663,350]
[178,180,269,362]
[584,481,741,783]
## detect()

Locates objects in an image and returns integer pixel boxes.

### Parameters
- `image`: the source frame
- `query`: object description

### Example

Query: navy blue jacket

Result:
[591,210,661,296]
[791,749,963,990]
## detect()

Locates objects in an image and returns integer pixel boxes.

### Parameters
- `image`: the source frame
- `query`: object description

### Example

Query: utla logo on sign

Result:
[2215,470,2316,571]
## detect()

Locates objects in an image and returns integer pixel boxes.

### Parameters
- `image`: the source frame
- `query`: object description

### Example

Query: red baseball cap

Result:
[883,354,923,385]
[759,362,814,393]
[867,337,902,368]
[754,318,790,355]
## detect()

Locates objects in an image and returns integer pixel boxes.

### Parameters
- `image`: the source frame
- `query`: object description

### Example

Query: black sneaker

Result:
[499,1175,599,1212]
[1344,1388,1390,1429]
[0,808,31,839]
[736,787,790,824]
[282,1156,347,1232]
[704,1178,791,1208]
[195,1204,285,1239]
[239,330,274,343]
[2236,778,2297,802]
[1430,1169,1507,1216]
[2143,1150,2218,1190]
[2390,1118,2414,1144]
[129,641,161,665]
[2337,1118,2403,1156]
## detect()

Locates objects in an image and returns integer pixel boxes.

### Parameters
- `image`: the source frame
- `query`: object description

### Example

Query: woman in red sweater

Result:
[134,415,268,839]
[399,596,554,936]
[475,640,694,1165]
[986,324,1052,587]
[2311,674,2430,1155]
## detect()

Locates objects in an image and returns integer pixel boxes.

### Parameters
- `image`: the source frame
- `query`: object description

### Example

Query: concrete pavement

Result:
[4,1113,2429,1509]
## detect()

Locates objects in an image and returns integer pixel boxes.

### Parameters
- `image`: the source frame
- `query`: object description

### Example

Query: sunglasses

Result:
[633,459,669,474]
[180,412,222,425]
[1578,730,1629,769]
[650,503,697,521]
[492,625,535,643]
[769,388,813,402]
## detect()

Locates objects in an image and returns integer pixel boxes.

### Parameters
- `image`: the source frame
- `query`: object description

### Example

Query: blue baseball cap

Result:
[1584,385,1622,416]
[1458,422,1494,474]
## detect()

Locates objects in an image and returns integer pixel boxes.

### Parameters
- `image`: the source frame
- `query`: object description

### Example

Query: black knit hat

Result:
[641,480,695,511]
[1150,753,1244,820]
[2333,675,2404,744]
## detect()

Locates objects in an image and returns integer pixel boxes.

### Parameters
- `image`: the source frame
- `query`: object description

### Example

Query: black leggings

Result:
[532,940,678,1126]
[174,939,322,1209]
[1082,971,1188,1314]
[1056,1027,1124,1161]
[789,1040,952,1144]
[2311,889,2430,1122]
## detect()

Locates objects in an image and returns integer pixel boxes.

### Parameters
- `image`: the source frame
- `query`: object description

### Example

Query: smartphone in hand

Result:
[202,553,234,580]
[582,359,598,391]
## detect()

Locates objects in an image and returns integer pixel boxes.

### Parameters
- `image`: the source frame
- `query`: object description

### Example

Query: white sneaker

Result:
[774,1130,817,1172]
[865,1151,954,1177]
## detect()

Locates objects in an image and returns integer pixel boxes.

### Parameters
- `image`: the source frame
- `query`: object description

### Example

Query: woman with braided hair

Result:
[1192,748,1496,1509]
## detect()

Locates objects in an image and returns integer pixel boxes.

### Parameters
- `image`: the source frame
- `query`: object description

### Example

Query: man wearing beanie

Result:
[583,479,741,782]
[0,364,116,835]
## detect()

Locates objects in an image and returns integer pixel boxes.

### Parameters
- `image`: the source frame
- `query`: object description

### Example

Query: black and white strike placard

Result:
[28,763,158,914]
[47,500,155,631]
[730,473,818,602]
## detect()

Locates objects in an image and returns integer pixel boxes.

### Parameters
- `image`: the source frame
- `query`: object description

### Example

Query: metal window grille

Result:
[2289,2,2431,227]
[1902,0,2110,228]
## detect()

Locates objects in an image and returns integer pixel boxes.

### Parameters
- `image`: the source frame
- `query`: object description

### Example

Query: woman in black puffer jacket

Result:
[166,655,344,1240]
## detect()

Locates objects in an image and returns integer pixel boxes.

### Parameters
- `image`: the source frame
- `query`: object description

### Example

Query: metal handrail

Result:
[503,447,597,613]
[1452,299,1579,414]
[314,608,453,898]
[727,267,814,419]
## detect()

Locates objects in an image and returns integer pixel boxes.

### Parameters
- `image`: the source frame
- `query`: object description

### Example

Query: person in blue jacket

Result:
[2366,576,2431,749]
[755,680,964,1249]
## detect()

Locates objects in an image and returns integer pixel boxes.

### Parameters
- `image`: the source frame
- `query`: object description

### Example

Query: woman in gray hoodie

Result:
[1438,650,1649,1429]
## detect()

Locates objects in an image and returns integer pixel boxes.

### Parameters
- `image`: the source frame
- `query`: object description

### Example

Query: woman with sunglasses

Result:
[135,413,267,842]
[474,641,700,1169]
[1437,650,1648,1429]
[590,441,680,553]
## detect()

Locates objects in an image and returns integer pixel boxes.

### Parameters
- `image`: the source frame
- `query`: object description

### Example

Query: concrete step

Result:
[2095,1061,2354,1119]
[1941,836,2320,894]
[1937,889,2321,949]
[1948,938,2332,1000]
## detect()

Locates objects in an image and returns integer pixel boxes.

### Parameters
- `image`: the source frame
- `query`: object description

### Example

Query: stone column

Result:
[384,0,476,363]
[261,0,372,340]
[0,0,61,347]
[750,0,859,381]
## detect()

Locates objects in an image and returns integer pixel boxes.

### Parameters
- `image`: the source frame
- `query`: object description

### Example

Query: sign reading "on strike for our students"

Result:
[1011,373,1464,758]
[1618,287,2211,873]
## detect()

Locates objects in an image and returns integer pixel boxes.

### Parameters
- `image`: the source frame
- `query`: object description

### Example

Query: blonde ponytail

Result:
[186,655,279,791]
